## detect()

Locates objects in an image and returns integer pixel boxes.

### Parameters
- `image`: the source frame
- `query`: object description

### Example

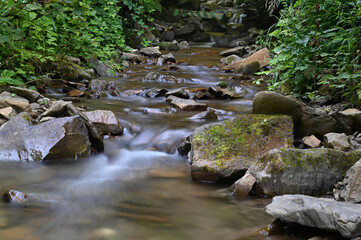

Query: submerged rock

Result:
[248,148,361,196]
[166,96,207,111]
[0,112,91,161]
[266,194,361,238]
[2,189,29,204]
[190,114,293,182]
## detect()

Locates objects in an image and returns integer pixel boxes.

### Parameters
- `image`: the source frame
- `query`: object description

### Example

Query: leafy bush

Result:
[261,0,361,104]
[0,0,161,86]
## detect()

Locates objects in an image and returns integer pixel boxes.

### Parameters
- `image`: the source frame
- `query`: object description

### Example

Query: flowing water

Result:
[0,47,273,240]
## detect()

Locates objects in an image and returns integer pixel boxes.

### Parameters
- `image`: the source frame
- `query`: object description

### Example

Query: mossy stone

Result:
[191,114,293,182]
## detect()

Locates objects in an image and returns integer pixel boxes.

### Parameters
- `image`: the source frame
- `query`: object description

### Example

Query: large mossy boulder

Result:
[248,148,361,197]
[190,114,293,182]
[0,112,91,162]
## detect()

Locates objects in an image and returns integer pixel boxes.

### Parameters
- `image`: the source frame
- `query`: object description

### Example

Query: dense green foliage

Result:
[261,0,361,103]
[0,0,161,86]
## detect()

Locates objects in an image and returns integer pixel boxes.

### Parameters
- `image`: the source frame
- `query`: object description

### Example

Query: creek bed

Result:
[0,46,273,240]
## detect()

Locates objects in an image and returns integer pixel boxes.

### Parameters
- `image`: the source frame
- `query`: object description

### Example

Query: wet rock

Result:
[143,88,168,98]
[230,173,256,198]
[139,46,161,58]
[341,108,361,132]
[88,79,116,92]
[236,61,261,75]
[178,41,190,50]
[158,41,180,51]
[121,52,139,62]
[0,92,30,113]
[144,72,161,81]
[9,86,43,103]
[194,90,211,100]
[177,136,192,156]
[208,84,246,99]
[161,31,175,42]
[2,190,29,203]
[0,107,16,120]
[266,194,361,238]
[302,135,321,148]
[66,104,104,153]
[86,56,118,77]
[220,46,247,57]
[334,159,361,203]
[252,91,303,123]
[156,57,164,66]
[223,48,270,72]
[166,96,207,111]
[324,133,352,151]
[190,109,218,120]
[191,114,293,182]
[220,55,242,65]
[82,110,124,136]
[0,112,91,161]
[162,53,176,63]
[144,72,179,83]
[248,148,361,196]
[41,100,71,118]
[295,106,338,138]
[165,88,189,99]
[67,89,85,97]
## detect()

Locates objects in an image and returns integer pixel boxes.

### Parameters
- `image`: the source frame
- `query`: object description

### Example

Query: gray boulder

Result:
[86,57,117,77]
[324,133,352,151]
[0,113,91,161]
[178,41,190,50]
[220,55,242,65]
[9,87,43,103]
[191,114,293,182]
[266,194,361,238]
[190,110,218,121]
[165,88,189,99]
[220,46,246,57]
[334,159,361,203]
[157,42,180,51]
[342,108,361,132]
[88,79,116,92]
[139,47,161,58]
[295,106,338,138]
[248,148,361,196]
[0,92,30,113]
[82,110,123,136]
[252,91,303,123]
[166,96,207,111]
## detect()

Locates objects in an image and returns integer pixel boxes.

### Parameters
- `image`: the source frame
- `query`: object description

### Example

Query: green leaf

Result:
[24,3,42,11]
[0,35,10,43]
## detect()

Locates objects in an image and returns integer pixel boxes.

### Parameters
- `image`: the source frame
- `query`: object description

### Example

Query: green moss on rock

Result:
[191,114,294,182]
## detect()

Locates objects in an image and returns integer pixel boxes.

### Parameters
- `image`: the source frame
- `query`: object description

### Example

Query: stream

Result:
[0,46,274,240]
